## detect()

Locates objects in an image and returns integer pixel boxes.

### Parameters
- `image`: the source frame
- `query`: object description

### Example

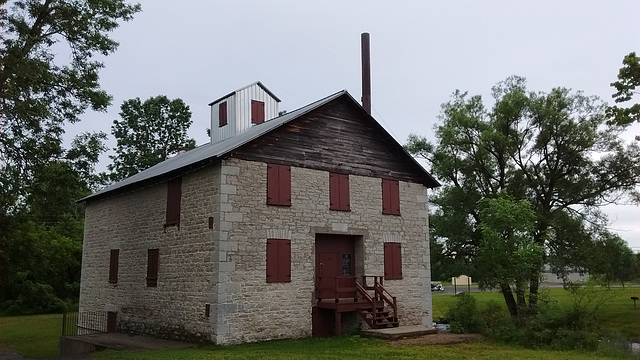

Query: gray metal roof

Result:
[81,90,347,202]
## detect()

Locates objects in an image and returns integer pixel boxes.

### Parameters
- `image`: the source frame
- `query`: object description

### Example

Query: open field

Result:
[0,286,638,359]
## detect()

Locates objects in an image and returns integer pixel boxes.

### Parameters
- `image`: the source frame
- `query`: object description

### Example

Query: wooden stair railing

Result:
[356,276,399,329]
[316,276,357,302]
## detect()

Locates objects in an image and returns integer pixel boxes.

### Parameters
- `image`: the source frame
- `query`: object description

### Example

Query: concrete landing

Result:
[360,325,437,340]
[59,333,196,357]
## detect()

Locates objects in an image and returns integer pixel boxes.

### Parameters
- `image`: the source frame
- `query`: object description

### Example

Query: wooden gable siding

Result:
[232,96,430,185]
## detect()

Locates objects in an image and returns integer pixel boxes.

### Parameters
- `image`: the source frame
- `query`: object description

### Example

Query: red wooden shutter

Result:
[382,179,400,215]
[165,177,182,227]
[147,248,159,287]
[267,164,277,205]
[267,164,291,206]
[219,101,227,127]
[266,239,291,283]
[279,165,291,206]
[329,173,350,211]
[339,173,350,210]
[251,100,265,124]
[109,249,119,284]
[384,242,402,280]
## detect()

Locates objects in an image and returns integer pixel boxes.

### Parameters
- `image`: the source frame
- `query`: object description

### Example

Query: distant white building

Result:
[541,266,588,284]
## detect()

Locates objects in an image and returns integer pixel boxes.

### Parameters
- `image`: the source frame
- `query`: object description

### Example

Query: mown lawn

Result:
[1,286,638,359]
[0,313,62,359]
[94,336,632,360]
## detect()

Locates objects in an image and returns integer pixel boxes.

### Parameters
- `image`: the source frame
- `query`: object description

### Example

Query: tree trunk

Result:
[516,280,528,327]
[500,283,518,319]
[528,227,546,315]
[528,273,539,315]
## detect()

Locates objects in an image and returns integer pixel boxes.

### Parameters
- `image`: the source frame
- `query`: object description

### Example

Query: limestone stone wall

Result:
[80,156,432,345]
[212,157,432,344]
[79,165,219,343]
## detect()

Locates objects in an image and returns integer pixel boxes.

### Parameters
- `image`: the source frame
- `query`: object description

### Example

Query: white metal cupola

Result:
[209,81,281,144]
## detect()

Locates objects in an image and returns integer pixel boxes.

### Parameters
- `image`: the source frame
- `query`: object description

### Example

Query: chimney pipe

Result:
[361,32,371,115]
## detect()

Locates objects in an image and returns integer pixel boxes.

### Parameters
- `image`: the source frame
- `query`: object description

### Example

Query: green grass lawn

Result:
[0,313,62,359]
[432,286,640,340]
[94,336,632,360]
[1,287,638,359]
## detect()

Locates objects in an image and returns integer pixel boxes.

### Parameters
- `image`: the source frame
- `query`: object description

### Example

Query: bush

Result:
[481,300,519,343]
[520,292,601,351]
[446,292,483,333]
[443,288,615,352]
[1,280,69,315]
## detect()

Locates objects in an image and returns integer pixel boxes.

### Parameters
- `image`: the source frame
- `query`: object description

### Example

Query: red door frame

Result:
[315,234,356,300]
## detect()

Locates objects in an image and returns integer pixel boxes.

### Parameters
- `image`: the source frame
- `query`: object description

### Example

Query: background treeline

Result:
[0,1,192,315]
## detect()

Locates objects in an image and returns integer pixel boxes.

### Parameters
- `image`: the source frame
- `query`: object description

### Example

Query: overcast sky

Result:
[71,0,640,250]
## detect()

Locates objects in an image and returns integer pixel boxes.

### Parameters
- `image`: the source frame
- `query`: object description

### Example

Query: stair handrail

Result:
[362,275,384,290]
[373,280,398,322]
[355,281,378,327]
[355,281,372,302]
[334,275,357,300]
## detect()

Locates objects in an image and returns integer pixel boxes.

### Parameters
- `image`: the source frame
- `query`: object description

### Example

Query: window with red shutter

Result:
[382,179,400,215]
[147,248,159,287]
[329,173,350,211]
[267,164,291,206]
[384,242,402,280]
[109,249,119,284]
[165,177,182,227]
[251,100,265,124]
[266,239,291,283]
[219,101,227,127]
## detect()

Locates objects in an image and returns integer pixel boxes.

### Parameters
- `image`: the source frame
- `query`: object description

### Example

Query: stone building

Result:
[78,83,440,345]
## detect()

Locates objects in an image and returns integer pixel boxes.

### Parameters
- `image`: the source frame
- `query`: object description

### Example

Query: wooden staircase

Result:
[315,275,398,336]
[356,276,399,329]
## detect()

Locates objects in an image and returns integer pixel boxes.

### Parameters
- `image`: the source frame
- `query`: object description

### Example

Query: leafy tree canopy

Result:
[406,76,640,319]
[476,193,542,324]
[588,230,638,287]
[108,95,196,181]
[1,0,140,186]
[0,0,140,314]
[607,52,640,126]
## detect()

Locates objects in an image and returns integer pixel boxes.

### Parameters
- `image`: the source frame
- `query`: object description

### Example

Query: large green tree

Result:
[406,76,640,320]
[108,95,195,181]
[1,0,140,196]
[607,52,640,126]
[588,230,637,288]
[476,193,542,325]
[0,0,140,314]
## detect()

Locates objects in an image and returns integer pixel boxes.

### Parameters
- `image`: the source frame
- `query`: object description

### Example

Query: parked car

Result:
[431,283,445,291]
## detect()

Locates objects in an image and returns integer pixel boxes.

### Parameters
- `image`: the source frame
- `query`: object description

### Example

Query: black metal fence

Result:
[62,311,112,336]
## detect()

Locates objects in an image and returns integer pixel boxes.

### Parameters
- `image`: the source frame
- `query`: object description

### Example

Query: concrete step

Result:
[59,333,196,357]
[360,325,437,340]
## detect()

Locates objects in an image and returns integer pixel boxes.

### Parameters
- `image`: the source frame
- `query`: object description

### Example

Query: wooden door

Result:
[315,235,355,299]
[107,311,117,333]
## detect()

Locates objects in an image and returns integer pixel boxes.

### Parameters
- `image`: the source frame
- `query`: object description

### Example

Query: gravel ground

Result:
[389,332,486,346]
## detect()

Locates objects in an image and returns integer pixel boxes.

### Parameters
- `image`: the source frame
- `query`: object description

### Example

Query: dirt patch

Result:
[0,347,26,360]
[388,332,486,346]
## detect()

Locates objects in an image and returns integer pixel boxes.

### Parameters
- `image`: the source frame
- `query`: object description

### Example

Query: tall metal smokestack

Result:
[361,32,371,115]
